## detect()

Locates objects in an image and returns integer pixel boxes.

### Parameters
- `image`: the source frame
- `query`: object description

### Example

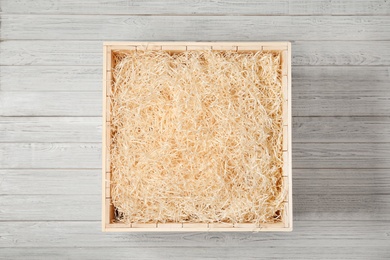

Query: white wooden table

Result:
[0,1,389,259]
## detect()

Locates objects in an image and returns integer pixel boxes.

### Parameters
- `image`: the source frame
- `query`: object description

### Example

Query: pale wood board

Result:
[2,15,390,41]
[0,221,389,247]
[0,117,102,142]
[1,0,389,15]
[1,246,390,260]
[0,169,100,195]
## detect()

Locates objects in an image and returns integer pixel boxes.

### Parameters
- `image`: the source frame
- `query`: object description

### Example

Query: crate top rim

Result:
[104,41,291,47]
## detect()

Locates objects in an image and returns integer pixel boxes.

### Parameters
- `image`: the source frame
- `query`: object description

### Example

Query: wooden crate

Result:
[102,42,292,232]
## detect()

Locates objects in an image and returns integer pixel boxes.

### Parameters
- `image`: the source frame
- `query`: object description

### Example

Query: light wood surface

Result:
[2,15,390,41]
[0,0,389,258]
[1,0,389,15]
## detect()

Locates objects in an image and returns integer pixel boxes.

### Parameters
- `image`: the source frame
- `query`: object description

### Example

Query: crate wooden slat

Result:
[102,42,292,232]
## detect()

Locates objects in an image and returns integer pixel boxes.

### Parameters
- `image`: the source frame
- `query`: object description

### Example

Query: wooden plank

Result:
[1,246,389,260]
[293,66,390,116]
[293,117,390,143]
[2,15,390,40]
[0,169,100,195]
[289,0,390,15]
[1,1,389,15]
[0,117,101,142]
[293,143,390,169]
[0,195,99,221]
[212,45,238,51]
[0,221,389,247]
[283,125,288,151]
[0,66,101,91]
[3,41,390,66]
[295,169,390,196]
[0,143,101,169]
[294,194,390,221]
[186,45,212,50]
[161,45,187,51]
[0,92,102,116]
[107,42,289,47]
[293,41,390,66]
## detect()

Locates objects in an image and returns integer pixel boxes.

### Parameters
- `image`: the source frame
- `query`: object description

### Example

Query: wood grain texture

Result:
[293,66,390,116]
[1,246,389,260]
[0,117,101,142]
[1,0,389,15]
[0,143,101,169]
[0,169,100,195]
[2,116,389,143]
[2,15,390,40]
[293,117,390,143]
[294,169,390,195]
[2,40,390,66]
[0,221,389,247]
[0,66,100,91]
[1,0,390,256]
[0,92,102,116]
[293,143,390,169]
[0,195,99,221]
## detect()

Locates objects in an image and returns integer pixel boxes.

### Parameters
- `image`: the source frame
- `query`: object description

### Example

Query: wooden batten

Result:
[111,46,136,51]
[283,202,289,228]
[212,45,238,51]
[260,222,284,230]
[157,223,183,228]
[105,199,114,225]
[282,151,289,177]
[209,223,234,228]
[187,45,212,50]
[234,223,258,229]
[161,45,187,51]
[132,223,158,228]
[105,122,111,173]
[282,75,288,101]
[283,125,288,151]
[137,45,162,51]
[105,171,111,199]
[237,46,263,52]
[182,223,209,229]
[106,223,131,229]
[282,100,288,125]
[281,50,288,76]
[282,176,289,200]
[263,45,288,51]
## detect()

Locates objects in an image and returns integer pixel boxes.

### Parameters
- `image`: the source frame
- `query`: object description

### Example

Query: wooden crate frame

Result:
[102,42,292,232]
